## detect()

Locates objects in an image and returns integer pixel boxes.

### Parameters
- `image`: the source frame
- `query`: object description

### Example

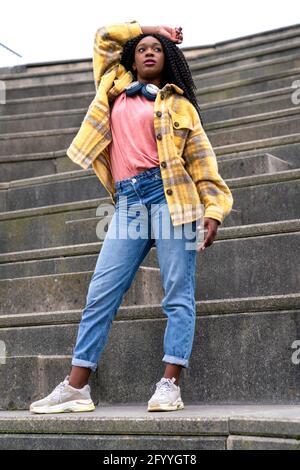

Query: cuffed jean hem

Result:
[72,358,98,372]
[162,354,189,368]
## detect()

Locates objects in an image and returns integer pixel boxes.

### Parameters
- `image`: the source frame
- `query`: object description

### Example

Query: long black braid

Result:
[120,33,204,126]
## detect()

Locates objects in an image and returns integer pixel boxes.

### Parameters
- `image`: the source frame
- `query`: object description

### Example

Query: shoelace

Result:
[50,380,68,402]
[155,379,175,395]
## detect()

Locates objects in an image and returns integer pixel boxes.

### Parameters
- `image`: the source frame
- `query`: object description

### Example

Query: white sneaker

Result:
[147,377,184,411]
[30,375,96,414]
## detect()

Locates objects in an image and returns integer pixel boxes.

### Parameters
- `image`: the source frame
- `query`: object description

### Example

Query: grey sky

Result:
[0,0,299,67]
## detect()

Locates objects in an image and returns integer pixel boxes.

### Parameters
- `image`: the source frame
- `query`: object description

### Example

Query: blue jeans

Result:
[72,165,198,372]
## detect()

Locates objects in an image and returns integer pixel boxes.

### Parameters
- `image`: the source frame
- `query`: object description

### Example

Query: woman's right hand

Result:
[158,26,183,44]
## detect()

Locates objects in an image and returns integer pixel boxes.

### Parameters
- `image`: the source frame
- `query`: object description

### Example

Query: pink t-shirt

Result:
[108,91,160,182]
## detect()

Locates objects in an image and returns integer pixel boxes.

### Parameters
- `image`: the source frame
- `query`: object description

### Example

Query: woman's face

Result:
[132,36,165,87]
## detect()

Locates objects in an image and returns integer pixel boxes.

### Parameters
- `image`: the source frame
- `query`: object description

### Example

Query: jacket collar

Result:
[161,83,184,95]
[109,71,184,103]
[127,71,184,96]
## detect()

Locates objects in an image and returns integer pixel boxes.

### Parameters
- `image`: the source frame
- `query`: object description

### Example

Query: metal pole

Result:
[0,42,22,58]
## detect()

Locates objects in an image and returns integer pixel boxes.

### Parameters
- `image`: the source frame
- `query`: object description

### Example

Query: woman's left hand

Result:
[196,217,220,252]
[158,26,183,44]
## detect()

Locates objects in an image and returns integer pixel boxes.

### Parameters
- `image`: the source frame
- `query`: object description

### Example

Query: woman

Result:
[30,21,233,414]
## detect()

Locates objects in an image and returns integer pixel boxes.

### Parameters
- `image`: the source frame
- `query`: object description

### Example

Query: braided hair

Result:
[120,33,204,126]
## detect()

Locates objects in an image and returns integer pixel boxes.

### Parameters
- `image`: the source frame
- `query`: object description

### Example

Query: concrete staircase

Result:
[0,23,300,450]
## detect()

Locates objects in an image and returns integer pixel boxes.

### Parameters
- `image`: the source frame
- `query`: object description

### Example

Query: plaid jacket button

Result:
[156,133,162,140]
[156,111,162,117]
[160,93,165,99]
[166,189,173,195]
[161,162,167,168]
[174,122,179,127]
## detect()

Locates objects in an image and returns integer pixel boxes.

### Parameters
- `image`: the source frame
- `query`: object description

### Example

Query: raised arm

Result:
[93,20,143,90]
[66,22,183,170]
[93,22,183,90]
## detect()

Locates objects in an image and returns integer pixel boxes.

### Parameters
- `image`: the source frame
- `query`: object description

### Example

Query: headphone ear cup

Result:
[125,81,143,96]
[141,84,157,101]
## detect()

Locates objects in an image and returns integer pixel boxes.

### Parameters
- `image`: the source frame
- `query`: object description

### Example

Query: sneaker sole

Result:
[147,401,184,412]
[30,400,96,414]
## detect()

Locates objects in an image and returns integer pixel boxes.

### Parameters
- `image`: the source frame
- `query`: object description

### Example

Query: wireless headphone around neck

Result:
[125,81,160,101]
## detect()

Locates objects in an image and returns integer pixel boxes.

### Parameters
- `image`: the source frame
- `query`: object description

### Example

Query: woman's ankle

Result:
[68,380,88,389]
[68,366,91,389]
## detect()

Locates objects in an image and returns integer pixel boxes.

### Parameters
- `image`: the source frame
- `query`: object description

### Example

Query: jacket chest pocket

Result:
[168,110,194,160]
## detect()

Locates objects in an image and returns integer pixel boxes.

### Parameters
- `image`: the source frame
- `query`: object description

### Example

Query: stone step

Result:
[192,53,300,87]
[207,108,300,147]
[0,162,298,215]
[3,60,299,103]
[0,131,290,183]
[218,153,291,178]
[0,91,93,117]
[0,85,292,125]
[0,172,298,253]
[0,198,100,252]
[197,68,300,103]
[225,170,300,225]
[3,67,92,92]
[0,123,295,182]
[4,80,92,101]
[1,293,297,328]
[0,294,299,409]
[0,133,297,181]
[0,266,163,314]
[0,168,105,211]
[0,242,154,279]
[0,150,77,183]
[203,87,294,124]
[1,104,299,157]
[1,38,298,91]
[0,108,84,134]
[1,403,300,450]
[0,113,292,180]
[0,127,77,156]
[186,23,300,62]
[1,37,299,95]
[0,405,300,450]
[0,59,92,78]
[216,133,300,168]
[0,219,298,279]
[0,229,299,307]
[1,96,298,137]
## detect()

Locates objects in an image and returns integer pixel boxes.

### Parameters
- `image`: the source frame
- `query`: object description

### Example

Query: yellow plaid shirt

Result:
[66,20,233,226]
